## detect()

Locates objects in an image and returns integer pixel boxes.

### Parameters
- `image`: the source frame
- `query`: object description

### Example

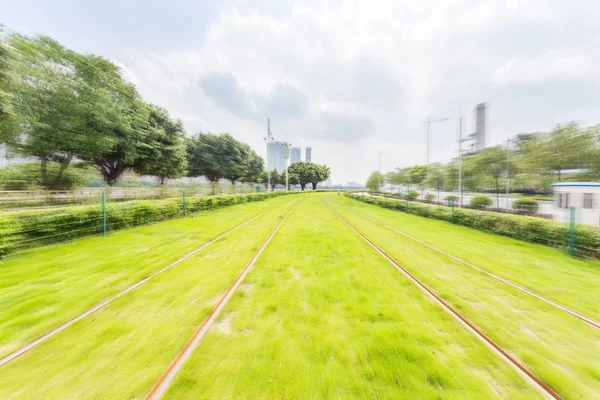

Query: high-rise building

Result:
[267,141,287,173]
[305,147,312,163]
[467,103,486,152]
[291,147,301,164]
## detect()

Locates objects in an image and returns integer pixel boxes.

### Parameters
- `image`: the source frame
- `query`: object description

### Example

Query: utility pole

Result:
[458,114,463,207]
[425,116,450,175]
[506,137,510,209]
[263,118,274,192]
[283,140,291,190]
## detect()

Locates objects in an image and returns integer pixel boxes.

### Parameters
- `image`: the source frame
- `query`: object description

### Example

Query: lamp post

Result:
[283,141,291,190]
[425,116,450,173]
[263,118,274,192]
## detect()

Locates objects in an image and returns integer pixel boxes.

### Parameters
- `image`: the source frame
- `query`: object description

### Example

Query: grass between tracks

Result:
[0,198,298,399]
[165,195,540,399]
[332,195,600,398]
[0,195,298,359]
[344,194,600,321]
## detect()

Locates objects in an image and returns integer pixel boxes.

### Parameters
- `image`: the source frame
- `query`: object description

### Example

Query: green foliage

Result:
[138,105,188,184]
[0,191,299,257]
[512,197,539,215]
[409,165,427,186]
[470,195,493,209]
[365,171,384,191]
[405,190,419,201]
[288,162,330,190]
[347,193,600,259]
[444,195,458,201]
[0,161,97,190]
[424,193,436,202]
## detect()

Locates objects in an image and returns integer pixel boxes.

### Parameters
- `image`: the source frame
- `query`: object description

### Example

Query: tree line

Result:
[0,29,332,191]
[367,122,600,202]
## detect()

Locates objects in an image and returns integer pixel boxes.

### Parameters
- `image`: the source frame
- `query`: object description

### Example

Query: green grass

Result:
[165,195,540,399]
[333,195,600,398]
[0,198,298,399]
[339,194,600,321]
[0,195,297,358]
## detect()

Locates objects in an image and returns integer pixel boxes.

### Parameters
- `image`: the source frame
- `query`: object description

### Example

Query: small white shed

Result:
[552,182,600,226]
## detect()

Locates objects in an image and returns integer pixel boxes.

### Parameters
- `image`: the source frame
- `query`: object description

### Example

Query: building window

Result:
[583,193,594,209]
[555,193,562,208]
[564,193,570,209]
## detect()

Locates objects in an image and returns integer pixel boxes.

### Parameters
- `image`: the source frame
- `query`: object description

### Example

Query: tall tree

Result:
[288,162,312,191]
[0,26,16,142]
[138,105,187,184]
[366,171,385,191]
[186,133,224,193]
[409,165,427,197]
[241,151,265,186]
[424,163,445,202]
[4,35,117,188]
[522,122,595,181]
[309,164,331,190]
[473,146,507,210]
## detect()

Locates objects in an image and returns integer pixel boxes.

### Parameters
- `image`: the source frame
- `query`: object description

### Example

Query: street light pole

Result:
[425,116,450,174]
[263,118,274,192]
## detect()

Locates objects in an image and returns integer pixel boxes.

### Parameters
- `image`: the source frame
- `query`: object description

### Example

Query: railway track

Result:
[0,209,271,368]
[145,201,300,399]
[322,197,561,400]
[340,201,600,330]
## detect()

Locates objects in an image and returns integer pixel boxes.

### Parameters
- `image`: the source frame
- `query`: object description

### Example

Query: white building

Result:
[267,141,287,173]
[552,182,600,226]
[305,147,312,163]
[291,147,301,163]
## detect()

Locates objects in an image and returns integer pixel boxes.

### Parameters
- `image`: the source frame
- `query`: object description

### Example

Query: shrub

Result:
[470,195,493,209]
[512,197,539,215]
[406,191,419,201]
[345,193,600,259]
[0,191,300,257]
[444,195,458,206]
[424,193,436,202]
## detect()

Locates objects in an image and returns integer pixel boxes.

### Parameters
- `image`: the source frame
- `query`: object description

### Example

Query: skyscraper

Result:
[267,141,287,172]
[291,147,301,164]
[305,147,312,163]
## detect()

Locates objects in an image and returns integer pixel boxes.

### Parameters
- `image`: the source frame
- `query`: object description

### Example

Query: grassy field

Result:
[1,192,598,398]
[330,195,600,398]
[0,195,298,358]
[0,198,298,398]
[165,196,540,399]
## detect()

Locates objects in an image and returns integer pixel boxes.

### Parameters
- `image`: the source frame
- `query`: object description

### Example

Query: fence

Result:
[347,193,600,260]
[0,191,298,257]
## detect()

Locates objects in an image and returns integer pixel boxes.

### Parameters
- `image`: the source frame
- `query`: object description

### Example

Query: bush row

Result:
[347,193,600,259]
[0,191,299,257]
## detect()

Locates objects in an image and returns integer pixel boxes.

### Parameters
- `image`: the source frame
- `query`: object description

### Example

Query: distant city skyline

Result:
[305,147,312,163]
[291,147,301,164]
[267,141,287,173]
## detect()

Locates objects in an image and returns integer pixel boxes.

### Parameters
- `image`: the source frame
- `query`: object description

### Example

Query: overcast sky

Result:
[2,0,599,184]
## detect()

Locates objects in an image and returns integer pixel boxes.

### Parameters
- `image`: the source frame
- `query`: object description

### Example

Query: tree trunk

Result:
[495,179,500,211]
[312,182,317,190]
[300,183,305,191]
[52,153,74,189]
[40,157,49,189]
[160,177,166,185]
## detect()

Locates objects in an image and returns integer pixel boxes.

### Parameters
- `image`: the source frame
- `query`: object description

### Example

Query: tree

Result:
[522,122,595,181]
[0,26,16,142]
[309,164,331,190]
[424,163,445,202]
[138,105,187,184]
[409,165,427,197]
[241,151,265,186]
[366,171,385,191]
[473,146,507,210]
[288,162,312,191]
[186,133,224,193]
[3,35,118,188]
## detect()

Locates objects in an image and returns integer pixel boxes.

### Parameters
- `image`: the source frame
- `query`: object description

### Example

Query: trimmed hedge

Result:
[0,191,299,257]
[470,194,493,209]
[347,193,600,259]
[512,197,539,215]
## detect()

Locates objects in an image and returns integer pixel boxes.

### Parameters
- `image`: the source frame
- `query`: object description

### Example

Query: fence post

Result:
[450,198,455,224]
[183,191,187,216]
[101,191,107,236]
[568,206,576,256]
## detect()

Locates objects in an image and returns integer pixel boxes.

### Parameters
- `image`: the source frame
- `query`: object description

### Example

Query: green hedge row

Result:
[347,193,600,259]
[0,191,299,257]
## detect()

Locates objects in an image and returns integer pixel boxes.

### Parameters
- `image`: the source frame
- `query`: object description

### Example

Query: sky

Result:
[2,0,600,184]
